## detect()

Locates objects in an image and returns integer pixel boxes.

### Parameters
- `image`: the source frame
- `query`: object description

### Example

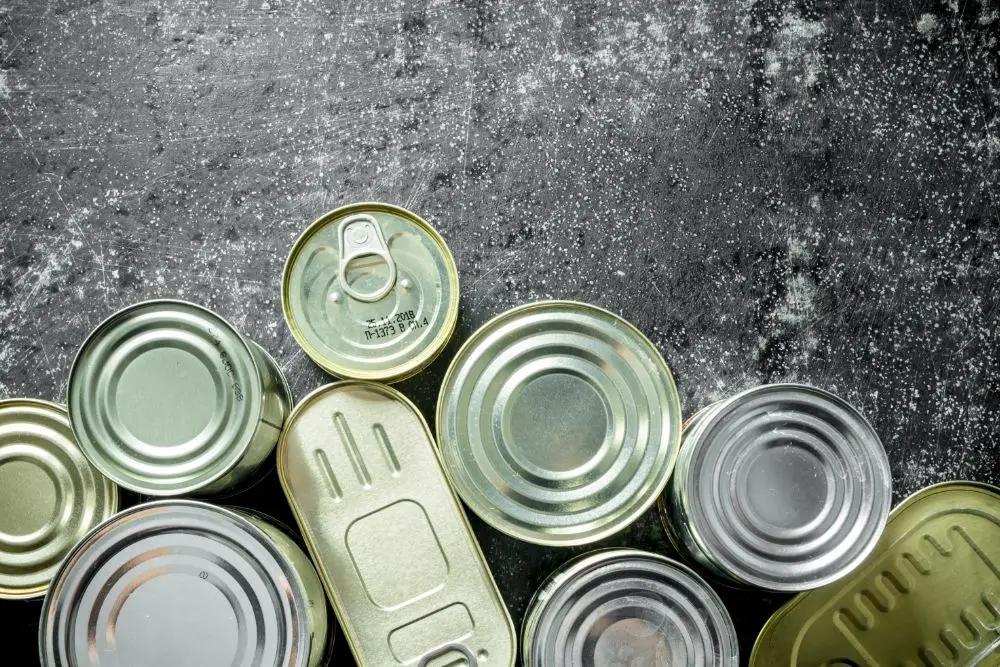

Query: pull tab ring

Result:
[416,643,478,667]
[337,214,397,303]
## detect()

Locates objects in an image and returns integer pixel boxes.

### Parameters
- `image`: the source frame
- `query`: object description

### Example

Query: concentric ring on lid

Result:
[0,399,117,599]
[39,501,313,667]
[682,384,892,591]
[436,301,682,546]
[522,549,739,667]
[67,300,265,495]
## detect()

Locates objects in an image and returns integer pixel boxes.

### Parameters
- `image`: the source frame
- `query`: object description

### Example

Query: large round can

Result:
[282,202,459,383]
[522,549,739,667]
[663,383,892,592]
[436,301,682,546]
[67,299,292,496]
[39,500,328,667]
[0,399,117,599]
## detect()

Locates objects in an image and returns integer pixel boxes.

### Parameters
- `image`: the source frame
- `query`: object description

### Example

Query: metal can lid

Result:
[436,301,682,546]
[67,299,266,496]
[680,383,892,591]
[282,202,459,382]
[39,500,314,667]
[0,399,117,599]
[523,549,739,667]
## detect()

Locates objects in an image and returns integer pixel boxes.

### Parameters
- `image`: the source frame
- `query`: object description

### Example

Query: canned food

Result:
[522,549,739,667]
[664,383,892,592]
[278,381,515,667]
[67,299,292,496]
[282,202,459,383]
[752,481,1000,666]
[436,301,682,546]
[39,500,328,667]
[0,399,117,599]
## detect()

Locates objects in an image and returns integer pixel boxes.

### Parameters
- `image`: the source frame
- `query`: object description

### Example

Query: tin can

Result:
[39,500,328,667]
[664,383,892,592]
[282,202,459,383]
[751,481,1000,666]
[436,301,682,546]
[522,549,739,667]
[0,399,117,599]
[278,381,516,667]
[67,299,292,496]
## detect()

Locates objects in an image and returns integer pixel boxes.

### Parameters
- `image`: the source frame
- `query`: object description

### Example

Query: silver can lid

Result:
[436,301,682,546]
[39,500,313,667]
[679,384,892,591]
[523,549,739,667]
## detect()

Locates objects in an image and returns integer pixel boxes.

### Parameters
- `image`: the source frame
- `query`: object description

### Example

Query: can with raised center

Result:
[39,500,328,667]
[67,299,292,496]
[436,301,682,546]
[662,383,892,592]
[522,549,739,667]
[0,399,117,600]
[282,202,459,383]
[278,381,515,666]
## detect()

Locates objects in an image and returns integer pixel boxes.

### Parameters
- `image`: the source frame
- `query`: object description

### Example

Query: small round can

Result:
[663,383,892,592]
[39,500,328,667]
[282,202,459,383]
[522,549,739,667]
[67,299,292,496]
[0,399,117,599]
[436,301,682,546]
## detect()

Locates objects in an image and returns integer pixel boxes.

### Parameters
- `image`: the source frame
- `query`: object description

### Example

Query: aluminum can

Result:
[282,202,459,383]
[67,299,292,496]
[436,301,682,546]
[522,549,739,667]
[0,399,117,599]
[278,381,515,667]
[664,383,892,592]
[39,500,328,667]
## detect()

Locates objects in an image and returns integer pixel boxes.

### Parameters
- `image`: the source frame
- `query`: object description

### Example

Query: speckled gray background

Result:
[2,0,998,664]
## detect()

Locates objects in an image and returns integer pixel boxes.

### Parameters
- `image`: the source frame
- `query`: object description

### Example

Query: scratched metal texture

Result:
[1,0,998,665]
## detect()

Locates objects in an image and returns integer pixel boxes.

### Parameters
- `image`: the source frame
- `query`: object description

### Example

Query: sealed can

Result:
[436,301,682,546]
[282,202,459,383]
[752,481,1000,666]
[522,549,739,667]
[0,399,117,599]
[67,299,292,496]
[664,383,892,592]
[278,381,515,666]
[39,500,328,667]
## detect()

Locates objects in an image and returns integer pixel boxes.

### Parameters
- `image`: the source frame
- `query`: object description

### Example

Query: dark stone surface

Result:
[1,0,998,664]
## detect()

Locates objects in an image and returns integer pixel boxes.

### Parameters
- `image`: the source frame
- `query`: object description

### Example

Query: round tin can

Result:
[282,202,459,383]
[67,299,292,496]
[522,549,739,667]
[0,399,117,599]
[436,301,682,546]
[664,384,892,592]
[39,500,328,667]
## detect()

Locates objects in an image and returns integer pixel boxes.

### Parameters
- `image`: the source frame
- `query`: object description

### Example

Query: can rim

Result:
[281,202,460,383]
[435,299,683,547]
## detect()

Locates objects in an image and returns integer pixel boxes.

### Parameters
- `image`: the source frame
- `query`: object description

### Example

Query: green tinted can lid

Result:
[436,301,682,546]
[282,203,459,383]
[67,300,265,496]
[0,399,117,599]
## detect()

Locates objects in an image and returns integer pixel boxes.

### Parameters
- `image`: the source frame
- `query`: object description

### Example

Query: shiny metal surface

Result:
[436,301,682,546]
[666,384,892,592]
[282,202,459,383]
[39,500,324,667]
[67,299,291,496]
[278,381,515,667]
[0,399,117,599]
[522,549,739,667]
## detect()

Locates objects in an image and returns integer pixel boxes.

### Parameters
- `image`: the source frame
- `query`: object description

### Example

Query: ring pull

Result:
[337,214,397,303]
[416,643,478,667]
